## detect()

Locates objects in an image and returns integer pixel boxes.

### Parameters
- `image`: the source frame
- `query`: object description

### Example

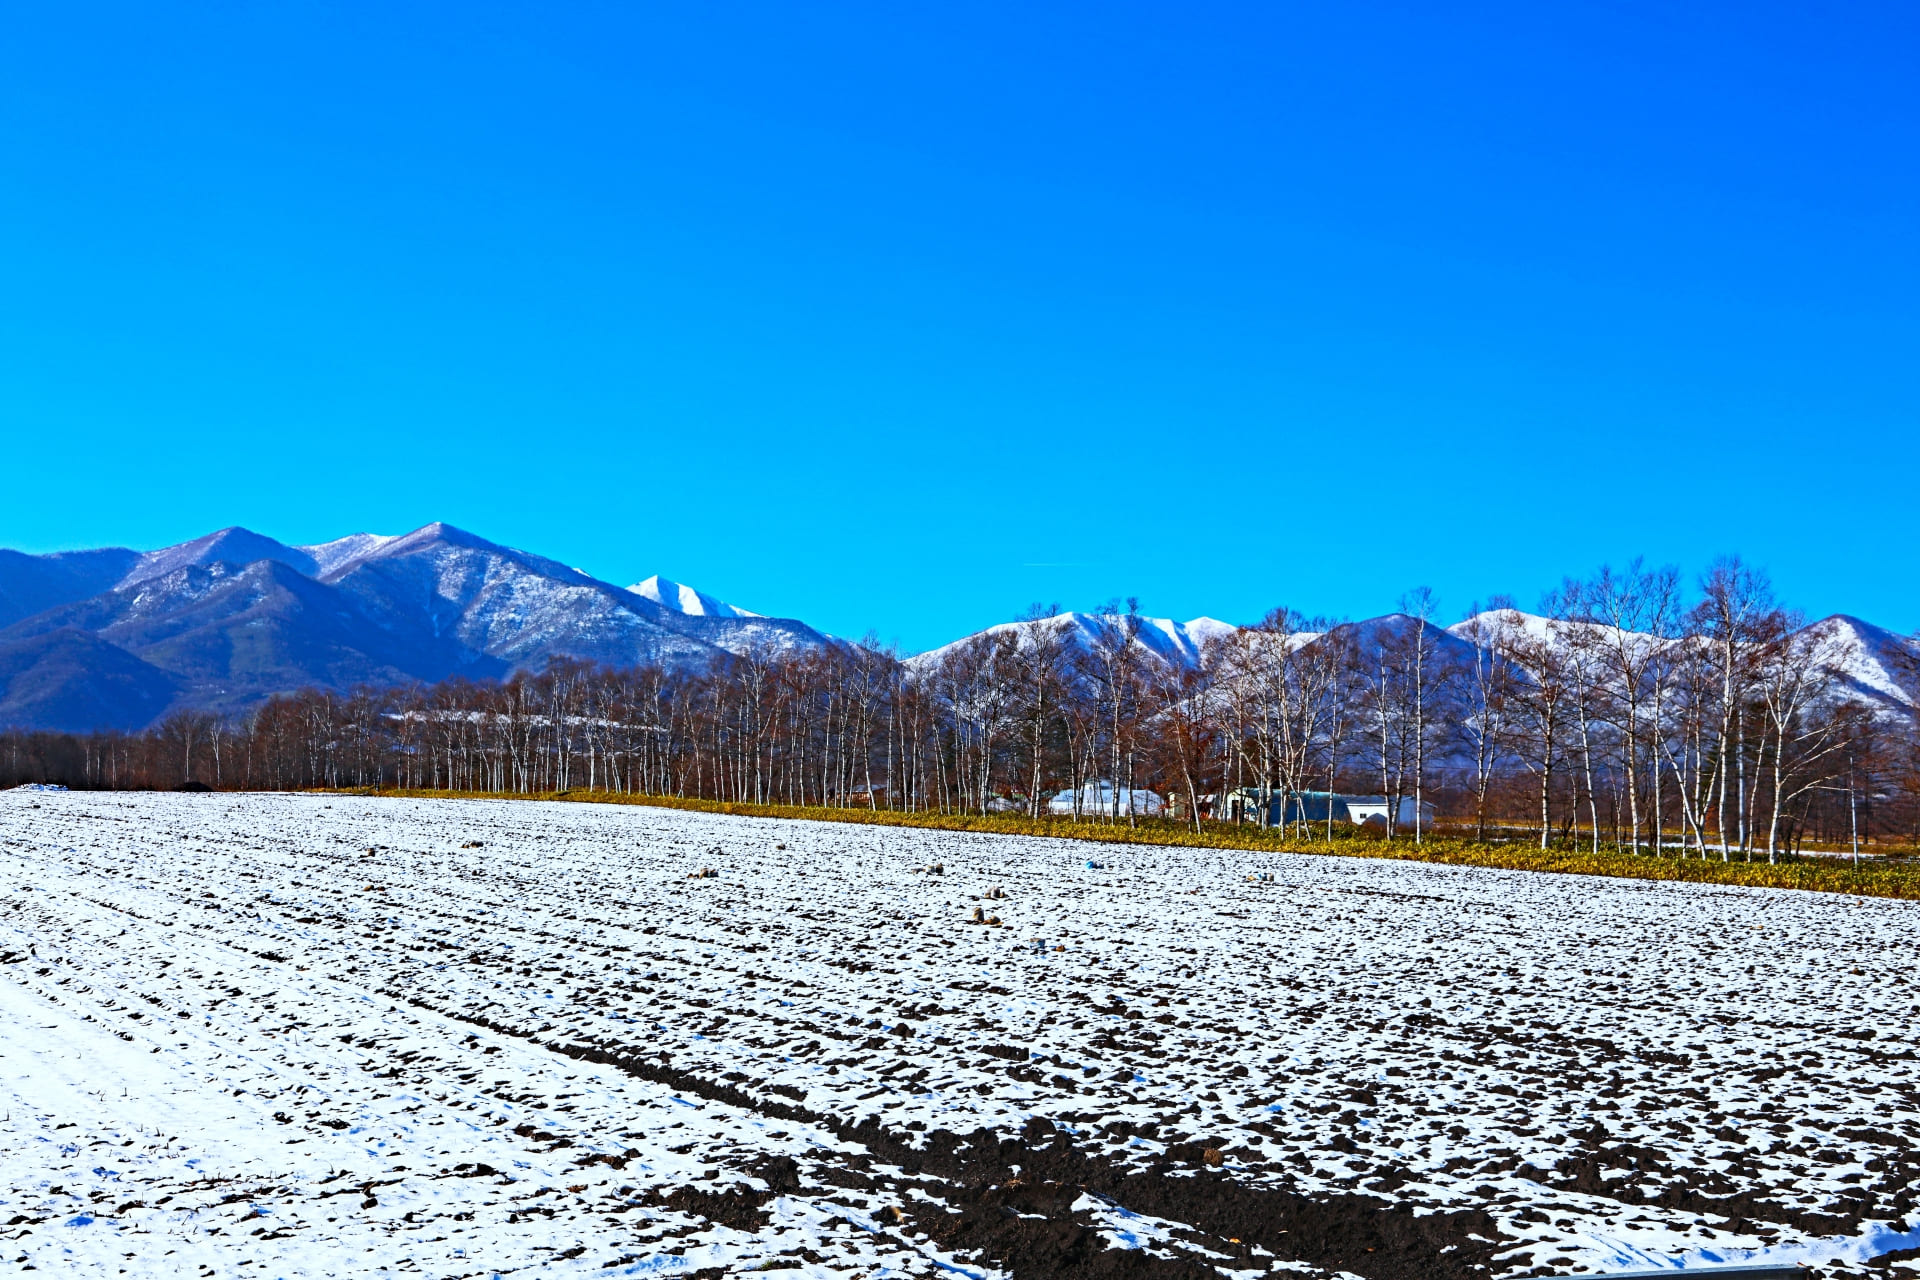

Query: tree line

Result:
[5,556,1916,862]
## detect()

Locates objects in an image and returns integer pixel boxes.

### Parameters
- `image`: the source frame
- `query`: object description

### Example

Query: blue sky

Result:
[2,1,1915,651]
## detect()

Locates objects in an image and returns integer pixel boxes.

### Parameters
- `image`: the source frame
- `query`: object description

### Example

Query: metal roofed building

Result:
[1222,788,1434,829]
[1046,782,1166,817]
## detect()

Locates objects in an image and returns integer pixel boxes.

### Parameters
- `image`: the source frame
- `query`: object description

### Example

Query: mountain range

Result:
[906,606,1919,722]
[0,524,833,731]
[1,524,1915,732]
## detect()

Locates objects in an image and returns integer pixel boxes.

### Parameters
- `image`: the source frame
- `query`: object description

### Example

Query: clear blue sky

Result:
[2,1,1915,651]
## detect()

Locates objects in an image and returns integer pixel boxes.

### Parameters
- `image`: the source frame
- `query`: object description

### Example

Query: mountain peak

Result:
[908,609,1237,670]
[627,575,761,619]
[118,527,314,590]
[389,522,500,552]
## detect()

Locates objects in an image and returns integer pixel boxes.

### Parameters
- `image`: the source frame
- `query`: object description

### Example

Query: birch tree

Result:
[1456,599,1518,842]
[1498,609,1573,848]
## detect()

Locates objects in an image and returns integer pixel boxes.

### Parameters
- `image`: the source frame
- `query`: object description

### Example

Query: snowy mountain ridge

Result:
[1446,608,1917,713]
[905,610,1238,674]
[0,524,836,730]
[1798,614,1918,712]
[2,525,1916,732]
[914,606,1919,724]
[627,575,762,619]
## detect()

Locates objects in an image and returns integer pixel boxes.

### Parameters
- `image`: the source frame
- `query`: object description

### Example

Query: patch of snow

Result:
[627,574,763,619]
[296,532,403,579]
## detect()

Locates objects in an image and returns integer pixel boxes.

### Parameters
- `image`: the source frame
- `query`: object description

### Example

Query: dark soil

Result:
[536,1026,1510,1280]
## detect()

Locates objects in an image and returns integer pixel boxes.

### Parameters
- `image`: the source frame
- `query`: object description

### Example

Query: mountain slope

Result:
[629,575,761,619]
[0,547,142,629]
[118,527,319,589]
[0,523,852,729]
[1446,609,1920,714]
[297,533,405,579]
[0,628,179,732]
[1801,614,1918,712]
[908,610,1239,674]
[323,524,728,671]
[1,558,503,717]
[622,575,841,657]
[1331,612,1486,671]
[305,524,839,665]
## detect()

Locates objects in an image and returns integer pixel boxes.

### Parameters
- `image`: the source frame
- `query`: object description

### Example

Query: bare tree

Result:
[1080,601,1148,825]
[1498,608,1574,848]
[1456,598,1519,842]
[155,709,221,786]
[1752,614,1857,862]
[1693,558,1774,860]
[1010,607,1070,818]
[1399,587,1444,844]
[1584,560,1679,854]
[1147,655,1217,834]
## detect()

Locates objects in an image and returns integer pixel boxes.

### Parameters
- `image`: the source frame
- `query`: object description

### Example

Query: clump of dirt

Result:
[656,1182,775,1231]
[864,1117,1505,1280]
[530,1026,1508,1280]
[1538,1139,1882,1238]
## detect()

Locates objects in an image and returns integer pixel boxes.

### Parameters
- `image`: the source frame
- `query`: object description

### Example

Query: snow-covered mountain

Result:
[909,610,1498,683]
[0,524,838,730]
[3,527,1916,735]
[627,575,762,619]
[1337,612,1486,670]
[298,532,406,579]
[1446,608,1920,714]
[316,525,835,670]
[1797,614,1918,713]
[312,523,716,672]
[907,610,1239,674]
[1449,608,1675,655]
[116,527,322,590]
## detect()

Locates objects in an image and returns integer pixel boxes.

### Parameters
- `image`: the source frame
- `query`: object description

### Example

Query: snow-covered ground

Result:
[1,790,1916,1280]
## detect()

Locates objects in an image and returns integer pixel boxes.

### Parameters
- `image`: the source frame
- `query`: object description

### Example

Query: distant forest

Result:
[6,558,1916,859]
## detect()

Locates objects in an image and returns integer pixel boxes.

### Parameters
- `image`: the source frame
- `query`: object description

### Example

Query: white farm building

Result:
[1046,783,1166,817]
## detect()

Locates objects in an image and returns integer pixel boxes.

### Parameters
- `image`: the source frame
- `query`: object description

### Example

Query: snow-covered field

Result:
[1,790,1916,1280]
